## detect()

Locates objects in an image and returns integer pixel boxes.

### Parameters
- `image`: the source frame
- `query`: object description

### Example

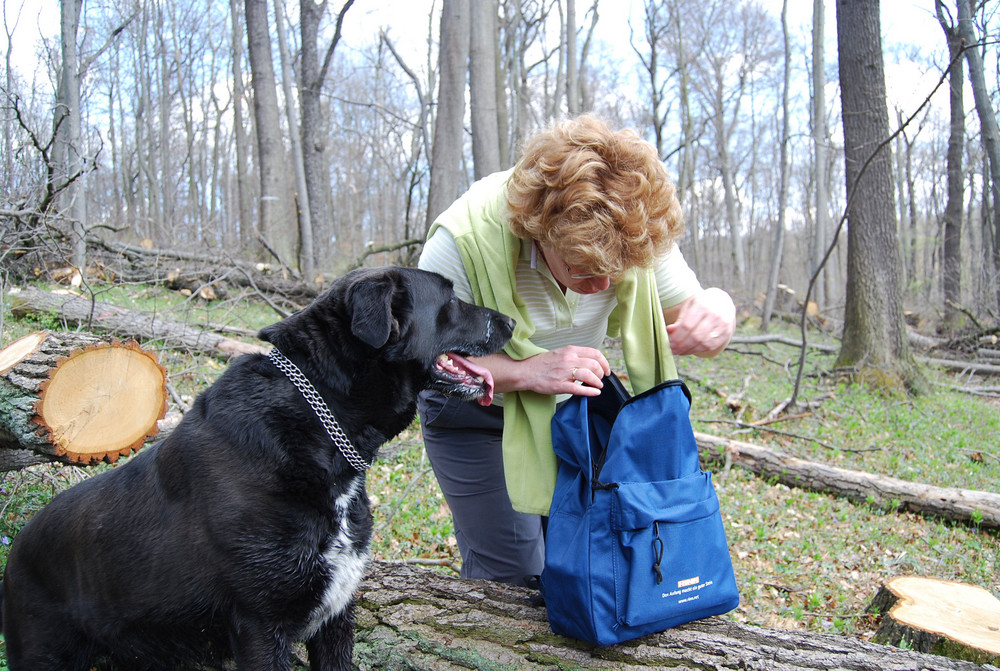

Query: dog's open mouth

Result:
[431,353,497,406]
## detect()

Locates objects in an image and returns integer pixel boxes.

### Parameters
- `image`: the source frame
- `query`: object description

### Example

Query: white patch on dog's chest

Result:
[301,474,371,639]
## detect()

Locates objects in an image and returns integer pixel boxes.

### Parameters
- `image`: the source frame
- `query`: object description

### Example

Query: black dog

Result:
[1,267,513,671]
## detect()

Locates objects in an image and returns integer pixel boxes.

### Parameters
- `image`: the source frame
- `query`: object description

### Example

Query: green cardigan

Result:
[428,170,678,515]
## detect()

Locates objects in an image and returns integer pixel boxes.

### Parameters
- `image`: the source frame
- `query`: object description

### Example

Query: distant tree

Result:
[761,0,791,332]
[688,0,779,293]
[810,0,830,310]
[632,0,671,159]
[834,0,920,391]
[426,0,470,229]
[244,0,289,257]
[565,0,578,115]
[229,0,254,248]
[935,0,966,333]
[956,0,1000,313]
[470,0,502,179]
[275,0,313,282]
[57,0,86,271]
[299,0,354,266]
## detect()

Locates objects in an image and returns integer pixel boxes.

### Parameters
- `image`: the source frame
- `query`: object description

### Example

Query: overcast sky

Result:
[0,0,953,119]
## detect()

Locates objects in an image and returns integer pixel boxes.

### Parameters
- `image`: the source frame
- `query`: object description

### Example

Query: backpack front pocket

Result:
[610,472,739,628]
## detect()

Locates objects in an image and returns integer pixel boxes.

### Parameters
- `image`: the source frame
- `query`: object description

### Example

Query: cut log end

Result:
[870,576,1000,665]
[36,340,167,463]
[0,331,48,375]
[1,331,168,466]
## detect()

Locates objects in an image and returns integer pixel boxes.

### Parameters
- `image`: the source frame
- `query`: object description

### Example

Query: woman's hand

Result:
[664,287,736,357]
[471,346,611,397]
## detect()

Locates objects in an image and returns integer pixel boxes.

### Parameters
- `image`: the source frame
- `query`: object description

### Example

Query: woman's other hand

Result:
[664,288,736,357]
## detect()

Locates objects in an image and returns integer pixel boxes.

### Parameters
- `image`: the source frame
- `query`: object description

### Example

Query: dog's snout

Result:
[497,314,516,334]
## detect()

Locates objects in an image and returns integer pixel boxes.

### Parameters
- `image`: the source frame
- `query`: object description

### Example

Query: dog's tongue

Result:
[446,352,496,406]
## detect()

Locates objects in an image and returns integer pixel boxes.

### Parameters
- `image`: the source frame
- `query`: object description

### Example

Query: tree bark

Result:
[810,0,829,309]
[244,0,288,258]
[565,0,578,114]
[469,0,502,179]
[299,0,355,266]
[426,0,470,230]
[694,431,1000,530]
[937,1,966,333]
[761,0,791,333]
[352,561,991,670]
[229,0,255,250]
[834,0,919,390]
[957,0,1000,301]
[58,0,87,271]
[274,0,314,283]
[8,288,267,360]
[0,330,166,470]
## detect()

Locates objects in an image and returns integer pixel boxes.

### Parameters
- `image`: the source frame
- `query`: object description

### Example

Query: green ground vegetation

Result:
[1,283,997,651]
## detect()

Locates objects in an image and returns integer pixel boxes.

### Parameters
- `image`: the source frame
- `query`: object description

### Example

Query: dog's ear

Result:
[347,275,397,349]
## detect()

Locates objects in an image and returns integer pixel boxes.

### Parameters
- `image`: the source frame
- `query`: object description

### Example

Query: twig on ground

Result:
[373,466,435,535]
[696,417,878,454]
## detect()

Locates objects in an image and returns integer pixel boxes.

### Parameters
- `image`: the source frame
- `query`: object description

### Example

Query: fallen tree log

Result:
[916,356,1000,378]
[350,561,996,670]
[869,576,1000,665]
[695,432,1000,531]
[0,330,167,470]
[8,287,266,359]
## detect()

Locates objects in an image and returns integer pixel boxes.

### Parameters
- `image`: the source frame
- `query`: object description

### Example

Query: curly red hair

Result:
[507,115,683,282]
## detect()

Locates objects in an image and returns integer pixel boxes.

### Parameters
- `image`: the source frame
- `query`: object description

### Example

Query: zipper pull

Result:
[652,521,664,585]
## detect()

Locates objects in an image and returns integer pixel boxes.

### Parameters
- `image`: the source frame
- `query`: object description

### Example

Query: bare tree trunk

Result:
[469,0,502,179]
[834,0,919,390]
[3,6,18,194]
[761,0,790,332]
[565,0,578,115]
[810,0,829,309]
[636,0,666,157]
[426,0,470,229]
[936,0,965,333]
[244,0,286,257]
[674,6,698,268]
[957,0,1000,310]
[274,0,314,282]
[156,9,174,248]
[575,0,598,113]
[59,0,87,271]
[229,0,254,250]
[719,128,745,287]
[299,0,355,270]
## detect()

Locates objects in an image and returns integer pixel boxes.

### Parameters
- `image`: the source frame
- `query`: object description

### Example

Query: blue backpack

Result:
[541,374,739,646]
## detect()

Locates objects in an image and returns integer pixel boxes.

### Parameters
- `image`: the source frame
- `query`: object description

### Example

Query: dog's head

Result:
[259,267,514,407]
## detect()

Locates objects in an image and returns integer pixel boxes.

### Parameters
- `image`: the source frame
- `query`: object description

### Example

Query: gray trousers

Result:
[417,390,545,587]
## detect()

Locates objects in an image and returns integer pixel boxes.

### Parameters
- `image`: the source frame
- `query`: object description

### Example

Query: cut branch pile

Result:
[0,330,167,470]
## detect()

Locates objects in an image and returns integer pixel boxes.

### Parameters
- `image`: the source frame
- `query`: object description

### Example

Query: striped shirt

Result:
[419,226,701,354]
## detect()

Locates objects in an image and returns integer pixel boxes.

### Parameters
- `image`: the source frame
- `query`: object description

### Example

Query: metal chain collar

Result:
[268,347,371,472]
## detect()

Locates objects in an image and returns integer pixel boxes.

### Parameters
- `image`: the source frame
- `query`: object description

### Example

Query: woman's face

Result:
[538,244,612,295]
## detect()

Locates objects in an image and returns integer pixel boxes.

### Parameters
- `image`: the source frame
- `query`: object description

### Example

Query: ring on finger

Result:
[571,367,578,381]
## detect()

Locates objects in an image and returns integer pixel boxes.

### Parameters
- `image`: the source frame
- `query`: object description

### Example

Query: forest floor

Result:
[1,281,997,651]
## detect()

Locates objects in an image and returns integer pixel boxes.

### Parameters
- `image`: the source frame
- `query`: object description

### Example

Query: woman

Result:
[417,115,735,586]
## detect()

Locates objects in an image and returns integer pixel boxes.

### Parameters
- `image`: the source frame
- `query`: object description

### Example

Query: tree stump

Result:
[0,330,167,470]
[870,576,1000,665]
